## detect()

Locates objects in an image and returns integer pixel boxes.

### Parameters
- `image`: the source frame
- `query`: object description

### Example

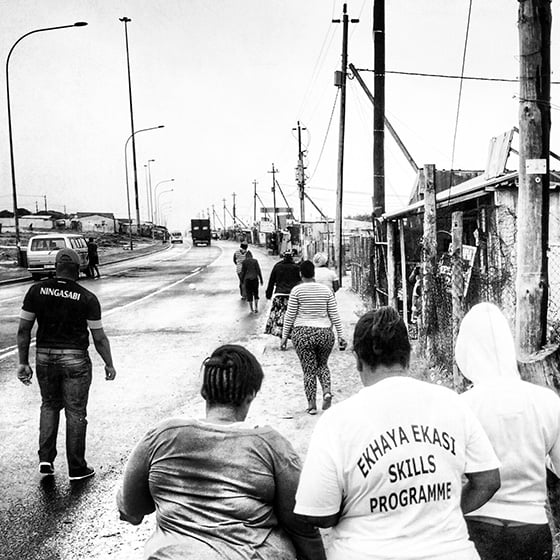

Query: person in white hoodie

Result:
[456,302,560,560]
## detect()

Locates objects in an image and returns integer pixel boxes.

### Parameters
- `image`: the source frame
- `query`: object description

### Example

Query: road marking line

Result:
[0,247,222,361]
[104,269,203,317]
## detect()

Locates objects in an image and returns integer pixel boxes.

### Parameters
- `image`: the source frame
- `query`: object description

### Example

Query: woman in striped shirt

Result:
[281,260,347,415]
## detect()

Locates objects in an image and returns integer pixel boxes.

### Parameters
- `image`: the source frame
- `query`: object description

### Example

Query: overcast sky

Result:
[0,1,559,229]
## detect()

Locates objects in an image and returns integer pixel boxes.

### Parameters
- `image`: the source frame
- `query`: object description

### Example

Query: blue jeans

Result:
[36,349,92,473]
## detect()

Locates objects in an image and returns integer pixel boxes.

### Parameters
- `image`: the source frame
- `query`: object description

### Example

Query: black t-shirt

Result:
[21,278,102,349]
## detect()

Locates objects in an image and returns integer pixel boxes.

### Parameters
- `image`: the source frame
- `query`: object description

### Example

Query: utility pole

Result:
[372,0,385,218]
[515,0,551,356]
[223,198,227,231]
[268,164,279,230]
[211,204,216,229]
[44,195,47,212]
[253,180,258,224]
[333,4,359,284]
[293,121,307,222]
[232,192,237,226]
[119,17,141,233]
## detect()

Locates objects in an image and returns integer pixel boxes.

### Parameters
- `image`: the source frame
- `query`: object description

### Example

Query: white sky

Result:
[0,0,558,229]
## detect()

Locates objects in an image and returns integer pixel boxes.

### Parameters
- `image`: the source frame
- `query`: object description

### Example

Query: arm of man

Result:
[16,317,35,385]
[257,261,263,284]
[461,469,500,514]
[91,327,116,380]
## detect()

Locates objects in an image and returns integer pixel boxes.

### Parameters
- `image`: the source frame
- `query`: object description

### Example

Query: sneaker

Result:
[306,407,317,415]
[39,462,54,475]
[69,466,95,481]
[322,393,333,410]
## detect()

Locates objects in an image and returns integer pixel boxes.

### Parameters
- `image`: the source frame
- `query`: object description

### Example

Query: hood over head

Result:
[455,302,520,384]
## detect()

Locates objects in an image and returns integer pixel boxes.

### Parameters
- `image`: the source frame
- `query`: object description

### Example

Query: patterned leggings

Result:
[292,326,334,403]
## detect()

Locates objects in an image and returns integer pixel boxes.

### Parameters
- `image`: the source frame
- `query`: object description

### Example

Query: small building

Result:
[75,212,116,233]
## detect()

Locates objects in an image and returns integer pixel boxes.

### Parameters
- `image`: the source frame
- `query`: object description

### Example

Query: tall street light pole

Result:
[153,179,174,225]
[6,21,88,265]
[157,189,174,227]
[124,125,164,250]
[119,17,142,232]
[147,158,155,222]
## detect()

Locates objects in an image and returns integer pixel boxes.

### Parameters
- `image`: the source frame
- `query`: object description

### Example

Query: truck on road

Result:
[190,219,211,246]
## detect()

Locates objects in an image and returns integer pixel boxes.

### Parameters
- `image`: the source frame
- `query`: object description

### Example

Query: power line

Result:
[449,0,473,188]
[308,88,339,181]
[355,67,560,85]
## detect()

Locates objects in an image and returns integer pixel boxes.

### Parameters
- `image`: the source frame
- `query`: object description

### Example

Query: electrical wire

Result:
[446,0,473,204]
[308,89,339,182]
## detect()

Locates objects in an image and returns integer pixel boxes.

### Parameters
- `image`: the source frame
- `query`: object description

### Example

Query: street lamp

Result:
[156,188,174,227]
[6,21,88,265]
[124,125,164,250]
[147,158,155,222]
[119,16,142,233]
[153,179,174,225]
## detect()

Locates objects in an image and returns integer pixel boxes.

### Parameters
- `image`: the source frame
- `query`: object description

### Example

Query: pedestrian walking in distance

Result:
[456,303,560,560]
[264,250,301,337]
[233,241,249,299]
[16,248,116,481]
[118,344,325,560]
[281,260,347,414]
[240,250,263,313]
[312,252,339,293]
[294,306,500,560]
[87,237,100,278]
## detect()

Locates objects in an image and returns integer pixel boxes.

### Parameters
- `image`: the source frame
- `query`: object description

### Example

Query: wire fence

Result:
[348,203,560,380]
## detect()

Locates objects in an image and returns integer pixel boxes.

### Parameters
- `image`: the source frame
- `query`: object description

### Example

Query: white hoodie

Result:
[456,302,560,524]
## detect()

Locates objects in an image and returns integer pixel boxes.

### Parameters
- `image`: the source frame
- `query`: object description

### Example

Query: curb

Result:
[0,242,171,287]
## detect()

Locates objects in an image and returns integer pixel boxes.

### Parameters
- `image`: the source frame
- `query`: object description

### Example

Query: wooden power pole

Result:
[268,164,279,230]
[333,4,359,284]
[372,0,385,218]
[294,121,307,222]
[253,180,258,224]
[515,0,551,356]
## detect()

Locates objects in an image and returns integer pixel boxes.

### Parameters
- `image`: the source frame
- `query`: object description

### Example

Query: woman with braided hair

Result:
[294,307,501,560]
[117,344,325,560]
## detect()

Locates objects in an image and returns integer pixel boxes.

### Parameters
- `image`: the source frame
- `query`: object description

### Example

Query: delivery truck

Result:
[190,219,212,246]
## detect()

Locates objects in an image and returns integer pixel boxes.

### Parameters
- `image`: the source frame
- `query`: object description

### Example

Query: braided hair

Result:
[201,345,263,406]
[352,307,411,370]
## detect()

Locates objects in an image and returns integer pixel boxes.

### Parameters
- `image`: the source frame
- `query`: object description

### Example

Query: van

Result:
[27,234,89,280]
[170,231,184,244]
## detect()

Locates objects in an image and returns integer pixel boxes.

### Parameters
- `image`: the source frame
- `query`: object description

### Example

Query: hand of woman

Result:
[338,338,348,351]
[280,339,288,351]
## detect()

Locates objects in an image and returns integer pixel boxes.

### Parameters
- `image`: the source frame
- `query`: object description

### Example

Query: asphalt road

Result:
[0,241,279,560]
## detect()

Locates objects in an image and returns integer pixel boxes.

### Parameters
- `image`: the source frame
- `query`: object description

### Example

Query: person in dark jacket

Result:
[264,250,301,337]
[240,251,263,314]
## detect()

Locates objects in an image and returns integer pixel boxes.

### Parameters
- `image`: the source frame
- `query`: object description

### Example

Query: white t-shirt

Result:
[314,267,338,292]
[295,376,500,560]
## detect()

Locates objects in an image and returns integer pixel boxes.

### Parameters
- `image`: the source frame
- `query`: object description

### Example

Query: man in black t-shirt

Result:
[16,248,116,481]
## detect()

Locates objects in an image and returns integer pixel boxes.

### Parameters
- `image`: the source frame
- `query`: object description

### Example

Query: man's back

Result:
[22,277,100,349]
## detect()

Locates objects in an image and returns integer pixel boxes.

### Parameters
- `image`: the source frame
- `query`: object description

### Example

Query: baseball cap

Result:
[55,248,81,266]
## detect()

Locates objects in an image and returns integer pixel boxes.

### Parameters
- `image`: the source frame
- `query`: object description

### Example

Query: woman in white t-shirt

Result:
[312,253,339,293]
[456,303,560,560]
[294,306,501,560]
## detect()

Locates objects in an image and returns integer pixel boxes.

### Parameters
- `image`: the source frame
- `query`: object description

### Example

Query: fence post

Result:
[421,165,437,363]
[451,210,464,390]
[387,220,398,309]
[399,219,408,328]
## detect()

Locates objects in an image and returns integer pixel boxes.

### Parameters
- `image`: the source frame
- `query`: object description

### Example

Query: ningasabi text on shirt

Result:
[356,424,457,514]
[39,287,82,301]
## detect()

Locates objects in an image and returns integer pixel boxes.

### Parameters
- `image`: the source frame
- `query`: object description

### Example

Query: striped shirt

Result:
[282,281,344,339]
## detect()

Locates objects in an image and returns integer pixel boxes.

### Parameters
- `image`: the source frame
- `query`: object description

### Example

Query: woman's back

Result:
[120,418,304,560]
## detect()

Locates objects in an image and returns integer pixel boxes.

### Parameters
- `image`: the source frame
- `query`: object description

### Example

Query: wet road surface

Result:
[0,241,276,560]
